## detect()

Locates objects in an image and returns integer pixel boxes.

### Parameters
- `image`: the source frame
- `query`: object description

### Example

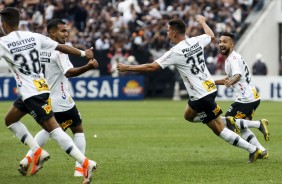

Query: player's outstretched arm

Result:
[117,61,161,72]
[196,15,215,40]
[215,77,229,85]
[65,59,99,78]
[56,44,94,59]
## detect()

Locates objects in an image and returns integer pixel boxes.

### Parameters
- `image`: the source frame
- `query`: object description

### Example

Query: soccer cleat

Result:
[30,148,50,175]
[82,159,97,184]
[258,150,269,159]
[248,148,262,163]
[226,116,240,135]
[74,167,84,177]
[18,156,32,176]
[259,119,270,141]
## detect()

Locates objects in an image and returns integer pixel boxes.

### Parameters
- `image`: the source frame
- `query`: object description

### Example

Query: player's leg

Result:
[206,116,262,163]
[225,101,269,141]
[194,93,262,163]
[5,98,46,176]
[184,103,198,122]
[70,124,85,177]
[225,101,268,159]
[65,105,86,177]
[41,117,96,182]
[31,96,96,182]
[21,129,50,175]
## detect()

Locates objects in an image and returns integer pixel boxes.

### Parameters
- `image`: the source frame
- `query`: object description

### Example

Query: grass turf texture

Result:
[0,100,281,184]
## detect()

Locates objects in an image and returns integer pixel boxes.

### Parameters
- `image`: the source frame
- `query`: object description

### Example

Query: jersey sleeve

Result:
[230,55,242,76]
[155,50,175,69]
[57,53,74,75]
[35,33,58,52]
[196,34,211,47]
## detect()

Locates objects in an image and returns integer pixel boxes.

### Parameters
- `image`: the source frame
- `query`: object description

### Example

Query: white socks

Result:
[236,119,260,129]
[26,129,50,158]
[219,128,256,153]
[73,133,86,167]
[50,128,86,164]
[8,121,39,152]
[240,129,265,151]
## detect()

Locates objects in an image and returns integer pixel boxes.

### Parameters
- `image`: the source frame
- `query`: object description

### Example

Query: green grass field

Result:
[0,100,281,184]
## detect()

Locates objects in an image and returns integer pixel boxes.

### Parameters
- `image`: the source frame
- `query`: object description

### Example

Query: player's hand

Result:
[196,15,206,25]
[87,59,99,69]
[85,47,94,59]
[224,78,232,87]
[117,63,128,72]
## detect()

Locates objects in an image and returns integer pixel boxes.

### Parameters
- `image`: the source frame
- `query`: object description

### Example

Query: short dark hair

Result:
[168,19,186,35]
[221,32,235,42]
[47,19,66,33]
[0,7,20,27]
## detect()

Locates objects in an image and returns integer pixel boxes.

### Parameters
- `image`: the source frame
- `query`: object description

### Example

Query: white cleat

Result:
[82,159,97,184]
[30,148,50,175]
[74,167,84,177]
[18,156,32,176]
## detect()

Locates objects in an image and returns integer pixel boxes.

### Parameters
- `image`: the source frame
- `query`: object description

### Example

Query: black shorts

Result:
[54,105,82,131]
[188,92,223,123]
[225,100,260,120]
[14,93,53,124]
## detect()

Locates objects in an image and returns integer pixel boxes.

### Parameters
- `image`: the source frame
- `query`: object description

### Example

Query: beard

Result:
[220,48,230,56]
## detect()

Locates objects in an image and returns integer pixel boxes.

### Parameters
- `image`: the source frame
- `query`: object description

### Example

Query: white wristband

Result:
[80,50,86,57]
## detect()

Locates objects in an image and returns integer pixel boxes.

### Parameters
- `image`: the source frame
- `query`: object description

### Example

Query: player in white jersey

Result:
[20,19,99,177]
[0,8,95,184]
[215,32,269,159]
[117,16,263,162]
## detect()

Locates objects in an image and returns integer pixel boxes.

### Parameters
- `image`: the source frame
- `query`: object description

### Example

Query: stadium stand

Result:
[0,0,265,96]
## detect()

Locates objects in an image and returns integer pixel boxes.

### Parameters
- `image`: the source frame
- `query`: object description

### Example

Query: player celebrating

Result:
[20,19,99,177]
[215,32,269,158]
[117,16,262,162]
[0,7,95,184]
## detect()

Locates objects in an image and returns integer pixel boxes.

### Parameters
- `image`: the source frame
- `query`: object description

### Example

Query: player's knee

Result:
[184,114,194,122]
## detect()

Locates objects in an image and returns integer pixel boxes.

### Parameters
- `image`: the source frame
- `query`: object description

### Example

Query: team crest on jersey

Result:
[235,111,246,119]
[213,105,221,116]
[60,119,73,130]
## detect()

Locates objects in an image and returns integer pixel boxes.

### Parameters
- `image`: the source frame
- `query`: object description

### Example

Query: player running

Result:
[0,7,95,184]
[215,32,269,159]
[20,19,99,177]
[117,15,263,163]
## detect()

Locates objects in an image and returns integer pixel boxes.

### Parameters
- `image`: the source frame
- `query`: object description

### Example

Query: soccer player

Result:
[215,32,269,158]
[20,19,99,177]
[117,15,262,163]
[0,7,95,184]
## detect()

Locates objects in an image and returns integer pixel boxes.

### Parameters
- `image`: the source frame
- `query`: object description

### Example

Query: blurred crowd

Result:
[0,0,263,76]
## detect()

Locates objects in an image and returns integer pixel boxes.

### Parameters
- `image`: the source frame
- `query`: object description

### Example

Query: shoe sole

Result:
[30,155,50,175]
[261,120,270,141]
[258,153,269,159]
[18,164,29,176]
[83,165,97,184]
[248,149,262,163]
[227,117,240,135]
